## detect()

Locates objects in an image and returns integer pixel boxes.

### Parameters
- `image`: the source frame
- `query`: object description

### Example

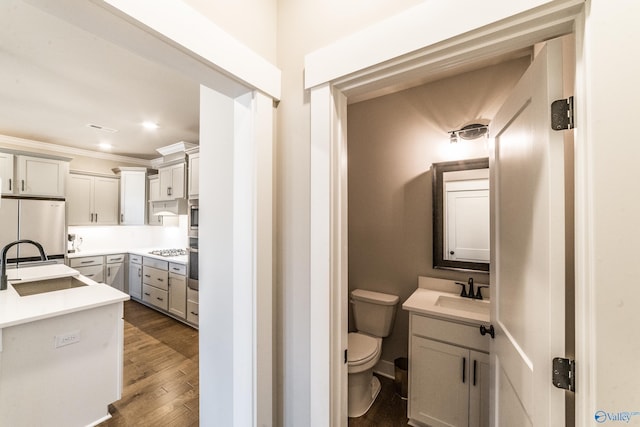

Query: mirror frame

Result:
[432,157,490,272]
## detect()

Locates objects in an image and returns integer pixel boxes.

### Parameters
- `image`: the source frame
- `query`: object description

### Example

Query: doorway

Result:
[307,3,584,426]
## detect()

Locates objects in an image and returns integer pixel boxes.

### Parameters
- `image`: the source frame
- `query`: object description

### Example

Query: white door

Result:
[490,39,566,425]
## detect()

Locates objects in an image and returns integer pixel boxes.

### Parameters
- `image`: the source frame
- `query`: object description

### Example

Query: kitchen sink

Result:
[435,295,490,315]
[12,276,87,296]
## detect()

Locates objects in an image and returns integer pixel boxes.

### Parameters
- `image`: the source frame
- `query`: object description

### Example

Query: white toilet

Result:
[348,289,399,418]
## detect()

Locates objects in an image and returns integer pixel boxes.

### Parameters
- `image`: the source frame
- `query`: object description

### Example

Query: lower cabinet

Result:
[128,255,143,299]
[68,256,104,283]
[105,254,126,292]
[408,314,490,427]
[186,287,199,326]
[168,271,187,318]
[139,257,190,324]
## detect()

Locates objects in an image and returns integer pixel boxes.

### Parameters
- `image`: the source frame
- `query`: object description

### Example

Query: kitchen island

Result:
[0,264,129,427]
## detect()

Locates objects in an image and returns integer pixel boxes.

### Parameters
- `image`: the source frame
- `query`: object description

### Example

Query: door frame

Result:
[307,1,588,425]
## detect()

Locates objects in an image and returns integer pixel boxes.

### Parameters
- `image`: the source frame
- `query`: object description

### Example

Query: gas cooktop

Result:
[148,249,187,257]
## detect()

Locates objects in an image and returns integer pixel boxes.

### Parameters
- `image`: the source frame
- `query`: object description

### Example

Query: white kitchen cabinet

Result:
[69,256,105,283]
[0,152,14,195]
[142,258,169,311]
[67,173,119,225]
[128,254,142,300]
[168,270,187,318]
[187,287,199,326]
[147,175,163,226]
[188,151,199,199]
[118,168,146,225]
[105,254,126,292]
[16,155,68,197]
[158,162,185,200]
[408,314,489,427]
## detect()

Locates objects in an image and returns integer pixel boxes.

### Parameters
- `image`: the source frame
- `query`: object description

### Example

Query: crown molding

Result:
[0,134,153,166]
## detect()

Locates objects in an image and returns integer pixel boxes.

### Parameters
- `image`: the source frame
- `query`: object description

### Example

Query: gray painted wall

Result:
[347,57,530,364]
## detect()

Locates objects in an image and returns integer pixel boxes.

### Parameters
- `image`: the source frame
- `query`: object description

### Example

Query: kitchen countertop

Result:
[403,288,490,325]
[0,264,130,329]
[67,248,188,264]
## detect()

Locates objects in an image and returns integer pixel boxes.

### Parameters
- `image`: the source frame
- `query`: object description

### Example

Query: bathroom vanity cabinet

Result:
[408,313,489,427]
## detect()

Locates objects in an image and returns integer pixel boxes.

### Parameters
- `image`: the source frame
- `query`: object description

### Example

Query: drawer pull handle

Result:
[157,278,164,282]
[144,274,151,278]
[80,260,94,264]
[190,311,198,316]
[144,292,151,296]
[479,324,495,339]
[157,297,164,301]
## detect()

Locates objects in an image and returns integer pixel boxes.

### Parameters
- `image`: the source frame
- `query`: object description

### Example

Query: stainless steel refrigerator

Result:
[0,198,66,264]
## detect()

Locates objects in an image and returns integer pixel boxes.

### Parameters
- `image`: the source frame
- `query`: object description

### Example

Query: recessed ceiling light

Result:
[98,142,112,150]
[142,121,159,130]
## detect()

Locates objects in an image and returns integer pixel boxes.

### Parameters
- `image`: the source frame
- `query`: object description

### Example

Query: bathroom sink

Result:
[12,276,87,297]
[435,295,490,316]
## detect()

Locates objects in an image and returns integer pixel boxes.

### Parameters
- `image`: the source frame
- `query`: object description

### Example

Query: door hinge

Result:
[551,96,574,131]
[552,357,575,392]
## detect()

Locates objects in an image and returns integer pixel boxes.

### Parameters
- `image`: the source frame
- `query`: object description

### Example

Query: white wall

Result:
[68,217,188,253]
[582,0,640,421]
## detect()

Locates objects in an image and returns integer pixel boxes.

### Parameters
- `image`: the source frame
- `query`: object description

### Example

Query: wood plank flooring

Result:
[98,300,199,427]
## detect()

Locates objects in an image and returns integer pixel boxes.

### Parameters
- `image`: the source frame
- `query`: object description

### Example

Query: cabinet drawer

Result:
[69,256,103,267]
[142,266,168,291]
[129,254,142,264]
[187,300,199,325]
[75,264,104,283]
[411,314,490,353]
[143,257,168,270]
[169,262,186,275]
[187,288,199,303]
[106,253,126,263]
[142,284,169,311]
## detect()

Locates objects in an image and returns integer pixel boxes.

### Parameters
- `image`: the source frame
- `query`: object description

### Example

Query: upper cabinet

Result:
[187,149,199,199]
[115,168,147,225]
[0,152,69,198]
[158,162,185,200]
[67,173,119,225]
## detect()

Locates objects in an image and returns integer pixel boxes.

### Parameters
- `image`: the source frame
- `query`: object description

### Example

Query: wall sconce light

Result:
[449,123,489,144]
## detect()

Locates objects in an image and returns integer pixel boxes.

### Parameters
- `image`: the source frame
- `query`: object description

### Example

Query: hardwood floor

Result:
[98,300,199,427]
[348,374,410,427]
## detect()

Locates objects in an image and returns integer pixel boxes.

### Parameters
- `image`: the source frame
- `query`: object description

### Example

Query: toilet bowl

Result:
[348,289,399,418]
[348,332,382,417]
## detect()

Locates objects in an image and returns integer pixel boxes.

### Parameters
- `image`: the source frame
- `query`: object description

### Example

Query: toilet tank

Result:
[351,289,400,337]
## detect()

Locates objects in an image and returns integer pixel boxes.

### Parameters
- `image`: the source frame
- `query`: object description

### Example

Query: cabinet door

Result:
[188,153,199,199]
[93,177,119,224]
[120,171,146,225]
[67,174,95,225]
[170,163,185,199]
[158,167,173,200]
[187,300,199,325]
[148,176,161,201]
[106,262,125,292]
[469,351,490,427]
[168,272,187,318]
[128,262,142,299]
[16,155,67,197]
[0,152,14,195]
[410,336,470,427]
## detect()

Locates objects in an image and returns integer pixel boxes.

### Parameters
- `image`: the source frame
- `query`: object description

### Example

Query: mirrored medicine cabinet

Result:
[432,157,490,272]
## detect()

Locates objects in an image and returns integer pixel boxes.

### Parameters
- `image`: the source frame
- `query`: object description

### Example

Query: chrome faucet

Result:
[0,240,48,291]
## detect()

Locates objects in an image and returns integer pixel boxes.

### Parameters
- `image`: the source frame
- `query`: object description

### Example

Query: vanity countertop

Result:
[403,288,490,325]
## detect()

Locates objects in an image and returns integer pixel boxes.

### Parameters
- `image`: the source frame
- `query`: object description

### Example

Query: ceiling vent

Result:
[86,123,118,133]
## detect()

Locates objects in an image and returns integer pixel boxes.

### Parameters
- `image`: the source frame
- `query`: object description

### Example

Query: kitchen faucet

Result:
[0,240,48,291]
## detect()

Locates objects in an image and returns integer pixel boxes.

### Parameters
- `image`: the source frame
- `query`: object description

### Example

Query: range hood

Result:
[152,199,187,216]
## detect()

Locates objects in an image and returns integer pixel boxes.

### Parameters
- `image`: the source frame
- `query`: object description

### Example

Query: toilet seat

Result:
[348,333,380,368]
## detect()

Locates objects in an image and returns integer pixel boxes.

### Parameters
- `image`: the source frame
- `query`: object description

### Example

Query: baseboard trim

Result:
[374,358,396,379]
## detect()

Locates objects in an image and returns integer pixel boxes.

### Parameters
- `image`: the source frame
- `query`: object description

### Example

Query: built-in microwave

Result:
[189,201,199,237]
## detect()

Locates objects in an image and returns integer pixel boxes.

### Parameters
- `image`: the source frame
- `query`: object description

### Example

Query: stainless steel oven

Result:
[188,236,198,290]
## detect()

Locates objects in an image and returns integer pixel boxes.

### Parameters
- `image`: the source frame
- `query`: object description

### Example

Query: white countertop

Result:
[67,248,188,265]
[403,288,490,325]
[0,264,130,329]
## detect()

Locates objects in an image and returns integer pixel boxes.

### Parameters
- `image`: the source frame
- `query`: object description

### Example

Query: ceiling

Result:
[0,1,200,160]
